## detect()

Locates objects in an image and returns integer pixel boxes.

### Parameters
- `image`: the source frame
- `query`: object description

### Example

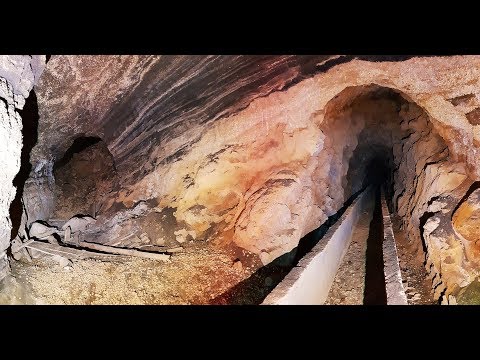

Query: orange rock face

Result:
[453,189,480,244]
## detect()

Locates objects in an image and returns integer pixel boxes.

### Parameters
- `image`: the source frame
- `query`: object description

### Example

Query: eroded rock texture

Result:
[0,55,45,280]
[21,55,480,302]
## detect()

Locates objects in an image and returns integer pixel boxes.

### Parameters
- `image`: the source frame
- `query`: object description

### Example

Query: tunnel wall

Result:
[75,58,477,275]
[24,56,480,299]
[0,56,45,280]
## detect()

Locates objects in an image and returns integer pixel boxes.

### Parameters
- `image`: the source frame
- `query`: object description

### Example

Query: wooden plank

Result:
[24,241,128,262]
[74,240,171,262]
[63,227,171,261]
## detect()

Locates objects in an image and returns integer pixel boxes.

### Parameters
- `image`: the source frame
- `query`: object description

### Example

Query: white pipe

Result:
[262,187,373,305]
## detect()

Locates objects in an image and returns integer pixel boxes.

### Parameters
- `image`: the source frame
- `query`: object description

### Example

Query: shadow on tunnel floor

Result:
[9,90,39,240]
[363,186,387,305]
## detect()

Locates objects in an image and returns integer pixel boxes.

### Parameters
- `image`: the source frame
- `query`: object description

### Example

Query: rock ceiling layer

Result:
[34,55,335,184]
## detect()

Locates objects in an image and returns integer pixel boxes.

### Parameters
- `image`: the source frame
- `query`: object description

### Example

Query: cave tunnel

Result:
[1,55,478,305]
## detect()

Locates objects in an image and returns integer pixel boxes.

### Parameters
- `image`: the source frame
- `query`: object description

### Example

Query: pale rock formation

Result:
[0,56,45,280]
[62,215,96,233]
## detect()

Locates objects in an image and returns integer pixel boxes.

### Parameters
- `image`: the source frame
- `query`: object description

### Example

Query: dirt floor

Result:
[325,196,374,305]
[392,215,437,305]
[4,242,256,305]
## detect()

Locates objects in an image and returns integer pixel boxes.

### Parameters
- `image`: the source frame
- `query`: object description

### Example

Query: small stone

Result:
[232,260,243,272]
[412,293,421,301]
[62,215,96,232]
[259,251,271,265]
[52,254,73,268]
[155,237,165,246]
[29,222,58,239]
[448,295,457,305]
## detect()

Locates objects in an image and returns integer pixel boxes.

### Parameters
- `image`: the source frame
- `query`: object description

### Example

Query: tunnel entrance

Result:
[52,136,117,220]
[253,83,452,305]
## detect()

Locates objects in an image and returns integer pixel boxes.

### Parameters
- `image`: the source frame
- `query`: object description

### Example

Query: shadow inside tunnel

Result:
[363,186,388,305]
[209,187,366,305]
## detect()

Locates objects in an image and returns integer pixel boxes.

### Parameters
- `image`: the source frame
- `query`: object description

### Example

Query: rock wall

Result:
[26,55,480,299]
[116,57,480,300]
[0,56,45,280]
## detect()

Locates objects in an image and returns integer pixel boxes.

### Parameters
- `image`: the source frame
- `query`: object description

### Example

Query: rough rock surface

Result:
[33,55,334,184]
[0,56,45,280]
[23,55,480,301]
[452,187,480,244]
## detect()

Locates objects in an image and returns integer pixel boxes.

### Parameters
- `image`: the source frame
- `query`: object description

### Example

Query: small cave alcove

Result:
[52,136,118,220]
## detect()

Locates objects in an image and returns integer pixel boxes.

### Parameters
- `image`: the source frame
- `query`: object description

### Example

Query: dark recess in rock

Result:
[9,91,39,240]
[466,108,480,125]
[54,136,102,171]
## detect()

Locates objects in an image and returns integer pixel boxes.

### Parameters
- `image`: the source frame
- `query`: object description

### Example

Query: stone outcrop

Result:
[452,187,480,244]
[0,55,45,280]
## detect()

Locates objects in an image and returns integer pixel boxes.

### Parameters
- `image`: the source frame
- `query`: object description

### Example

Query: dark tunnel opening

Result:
[363,157,390,188]
[363,154,396,211]
[54,136,102,171]
[52,136,117,220]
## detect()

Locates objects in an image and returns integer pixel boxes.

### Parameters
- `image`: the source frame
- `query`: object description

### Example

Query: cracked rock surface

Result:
[0,56,45,280]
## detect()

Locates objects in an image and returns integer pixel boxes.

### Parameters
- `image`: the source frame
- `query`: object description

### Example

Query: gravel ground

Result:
[5,242,252,305]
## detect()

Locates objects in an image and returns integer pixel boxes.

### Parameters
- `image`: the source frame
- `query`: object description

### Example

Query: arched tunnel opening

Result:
[3,56,477,305]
